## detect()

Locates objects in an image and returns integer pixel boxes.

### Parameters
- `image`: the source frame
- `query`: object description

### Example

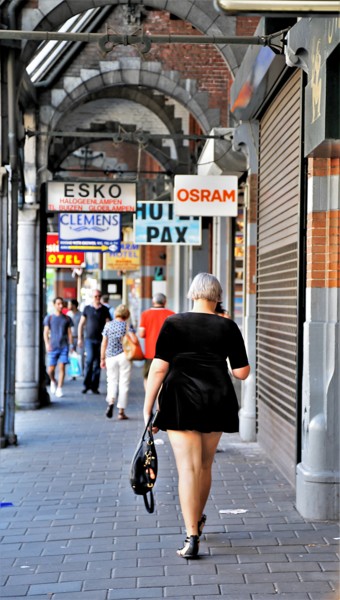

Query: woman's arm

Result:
[78,315,86,347]
[100,336,108,368]
[127,330,138,344]
[143,358,169,424]
[232,365,250,380]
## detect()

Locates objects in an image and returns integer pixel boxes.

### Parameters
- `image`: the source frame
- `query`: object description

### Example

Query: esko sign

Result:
[174,175,238,217]
[134,202,201,245]
[47,181,136,212]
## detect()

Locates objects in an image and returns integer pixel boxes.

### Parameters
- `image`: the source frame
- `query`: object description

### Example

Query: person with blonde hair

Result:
[143,273,250,558]
[100,304,138,420]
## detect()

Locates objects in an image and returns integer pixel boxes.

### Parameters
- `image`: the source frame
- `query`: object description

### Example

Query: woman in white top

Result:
[100,304,138,420]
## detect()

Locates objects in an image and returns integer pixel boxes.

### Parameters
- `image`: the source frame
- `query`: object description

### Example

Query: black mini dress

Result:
[153,312,249,433]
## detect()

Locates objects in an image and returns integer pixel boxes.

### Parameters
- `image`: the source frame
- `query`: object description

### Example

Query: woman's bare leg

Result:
[198,432,222,517]
[167,430,202,536]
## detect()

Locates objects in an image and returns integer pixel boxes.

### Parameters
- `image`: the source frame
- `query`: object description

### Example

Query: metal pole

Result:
[4,47,18,446]
[0,29,289,54]
[0,30,269,45]
[25,130,231,141]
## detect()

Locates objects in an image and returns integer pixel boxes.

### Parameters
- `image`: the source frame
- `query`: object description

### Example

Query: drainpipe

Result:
[3,0,23,445]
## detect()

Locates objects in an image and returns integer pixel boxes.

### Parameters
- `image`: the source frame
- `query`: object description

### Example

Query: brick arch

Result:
[40,58,215,133]
[48,133,181,174]
[53,85,188,163]
[20,0,239,74]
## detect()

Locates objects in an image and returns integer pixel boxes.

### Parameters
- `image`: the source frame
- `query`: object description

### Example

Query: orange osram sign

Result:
[174,175,238,217]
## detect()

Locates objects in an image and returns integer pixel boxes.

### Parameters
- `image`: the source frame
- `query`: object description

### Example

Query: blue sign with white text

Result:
[133,202,201,245]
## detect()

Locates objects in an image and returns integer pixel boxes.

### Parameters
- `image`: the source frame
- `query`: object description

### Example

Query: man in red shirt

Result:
[139,293,175,389]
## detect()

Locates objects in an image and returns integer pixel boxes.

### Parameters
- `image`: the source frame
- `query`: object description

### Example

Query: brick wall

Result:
[307,158,340,288]
[236,17,260,36]
[49,9,259,129]
[246,173,258,296]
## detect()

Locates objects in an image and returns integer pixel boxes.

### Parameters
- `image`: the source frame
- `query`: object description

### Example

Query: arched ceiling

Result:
[1,1,254,181]
[18,1,242,75]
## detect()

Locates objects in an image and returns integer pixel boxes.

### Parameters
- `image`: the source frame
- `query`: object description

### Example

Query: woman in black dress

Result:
[143,273,250,558]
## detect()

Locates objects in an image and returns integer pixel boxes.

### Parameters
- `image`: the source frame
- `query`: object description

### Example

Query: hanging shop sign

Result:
[58,213,121,253]
[46,233,85,267]
[47,181,136,212]
[174,175,238,217]
[134,202,201,245]
[103,242,141,271]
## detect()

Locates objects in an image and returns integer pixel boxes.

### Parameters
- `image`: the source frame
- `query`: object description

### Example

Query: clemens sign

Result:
[59,213,121,253]
[47,181,136,213]
[174,175,238,217]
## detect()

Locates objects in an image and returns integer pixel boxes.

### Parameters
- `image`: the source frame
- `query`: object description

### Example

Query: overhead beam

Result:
[26,129,230,142]
[0,30,289,54]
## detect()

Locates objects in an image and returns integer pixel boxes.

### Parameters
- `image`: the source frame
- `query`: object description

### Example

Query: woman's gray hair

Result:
[187,273,222,302]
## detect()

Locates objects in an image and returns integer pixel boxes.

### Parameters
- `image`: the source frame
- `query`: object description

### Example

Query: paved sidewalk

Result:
[1,367,339,600]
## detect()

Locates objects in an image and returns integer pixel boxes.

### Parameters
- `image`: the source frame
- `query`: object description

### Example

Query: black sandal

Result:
[198,513,207,537]
[177,535,199,558]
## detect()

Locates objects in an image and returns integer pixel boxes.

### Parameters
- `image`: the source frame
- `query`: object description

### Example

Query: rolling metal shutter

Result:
[256,71,302,486]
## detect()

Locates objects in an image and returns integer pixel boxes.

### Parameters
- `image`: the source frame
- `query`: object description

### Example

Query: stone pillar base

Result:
[239,407,256,442]
[239,372,256,442]
[15,383,50,410]
[296,462,340,520]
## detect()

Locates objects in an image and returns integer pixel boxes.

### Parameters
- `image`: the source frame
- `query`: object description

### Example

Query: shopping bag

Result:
[67,351,82,377]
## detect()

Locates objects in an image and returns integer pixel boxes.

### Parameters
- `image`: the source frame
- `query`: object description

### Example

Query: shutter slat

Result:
[256,70,301,486]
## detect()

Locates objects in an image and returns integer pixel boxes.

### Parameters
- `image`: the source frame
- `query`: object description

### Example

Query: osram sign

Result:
[174,175,238,217]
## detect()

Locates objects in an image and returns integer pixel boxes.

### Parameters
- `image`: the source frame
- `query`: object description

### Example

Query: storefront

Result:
[230,16,339,519]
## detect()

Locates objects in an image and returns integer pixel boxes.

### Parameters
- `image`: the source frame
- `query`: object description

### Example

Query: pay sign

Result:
[174,175,238,217]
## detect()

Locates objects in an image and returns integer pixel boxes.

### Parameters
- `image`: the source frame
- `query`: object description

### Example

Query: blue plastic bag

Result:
[67,352,82,378]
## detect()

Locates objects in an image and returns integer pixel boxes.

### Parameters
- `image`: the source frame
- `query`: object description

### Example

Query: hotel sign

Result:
[46,233,85,267]
[134,202,201,245]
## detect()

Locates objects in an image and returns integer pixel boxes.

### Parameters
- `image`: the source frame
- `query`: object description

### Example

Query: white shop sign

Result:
[47,181,136,212]
[134,202,201,245]
[174,175,238,217]
[59,213,121,253]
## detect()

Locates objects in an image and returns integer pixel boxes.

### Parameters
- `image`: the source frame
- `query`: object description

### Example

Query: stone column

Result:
[239,173,257,442]
[15,205,42,409]
[296,157,340,520]
[233,123,259,442]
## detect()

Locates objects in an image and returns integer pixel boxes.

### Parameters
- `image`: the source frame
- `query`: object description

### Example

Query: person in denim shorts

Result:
[43,297,73,398]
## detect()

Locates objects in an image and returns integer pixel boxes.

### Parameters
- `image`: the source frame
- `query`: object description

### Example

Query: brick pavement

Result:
[0,366,339,600]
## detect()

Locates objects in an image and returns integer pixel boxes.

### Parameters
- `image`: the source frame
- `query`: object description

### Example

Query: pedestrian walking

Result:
[78,289,110,394]
[43,296,74,398]
[143,273,250,558]
[138,293,174,390]
[67,299,82,348]
[100,304,138,420]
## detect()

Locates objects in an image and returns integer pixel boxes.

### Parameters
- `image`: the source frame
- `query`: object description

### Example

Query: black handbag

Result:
[129,416,158,513]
